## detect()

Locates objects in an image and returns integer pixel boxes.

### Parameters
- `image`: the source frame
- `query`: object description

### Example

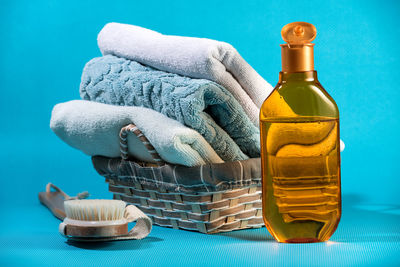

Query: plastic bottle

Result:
[259,22,341,243]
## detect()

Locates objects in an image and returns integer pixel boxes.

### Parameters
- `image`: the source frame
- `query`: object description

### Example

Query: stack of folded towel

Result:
[51,22,274,166]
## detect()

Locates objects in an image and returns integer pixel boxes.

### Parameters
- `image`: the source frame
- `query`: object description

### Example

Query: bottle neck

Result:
[281,43,314,72]
[278,71,318,83]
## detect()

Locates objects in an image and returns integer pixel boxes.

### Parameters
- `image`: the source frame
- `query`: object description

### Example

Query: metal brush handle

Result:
[119,124,165,166]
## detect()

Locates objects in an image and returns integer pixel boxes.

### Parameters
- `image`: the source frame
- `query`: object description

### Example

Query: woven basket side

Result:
[108,177,264,233]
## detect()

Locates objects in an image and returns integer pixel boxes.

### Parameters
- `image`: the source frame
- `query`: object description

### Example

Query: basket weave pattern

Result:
[95,124,263,234]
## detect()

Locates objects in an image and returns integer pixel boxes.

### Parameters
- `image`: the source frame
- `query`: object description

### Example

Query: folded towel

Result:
[97,22,274,127]
[50,100,224,167]
[80,55,260,161]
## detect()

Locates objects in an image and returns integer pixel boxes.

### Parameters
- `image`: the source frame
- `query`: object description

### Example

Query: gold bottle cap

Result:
[281,22,317,72]
[281,22,317,45]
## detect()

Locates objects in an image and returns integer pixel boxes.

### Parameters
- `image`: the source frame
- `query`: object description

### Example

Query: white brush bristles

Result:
[64,199,126,221]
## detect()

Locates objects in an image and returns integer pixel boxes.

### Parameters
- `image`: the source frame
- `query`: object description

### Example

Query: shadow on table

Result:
[66,236,163,250]
[218,194,400,244]
[218,228,275,242]
[0,234,163,252]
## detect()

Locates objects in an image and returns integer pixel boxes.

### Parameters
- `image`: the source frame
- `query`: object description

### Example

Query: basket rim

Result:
[93,156,262,193]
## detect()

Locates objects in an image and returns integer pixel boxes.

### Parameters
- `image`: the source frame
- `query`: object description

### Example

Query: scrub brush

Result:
[39,183,152,242]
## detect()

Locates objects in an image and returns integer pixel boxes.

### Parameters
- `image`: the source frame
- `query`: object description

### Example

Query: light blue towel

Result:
[80,55,260,161]
[50,100,224,167]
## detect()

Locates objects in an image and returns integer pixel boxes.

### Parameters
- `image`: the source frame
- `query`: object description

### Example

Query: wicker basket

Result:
[92,124,263,234]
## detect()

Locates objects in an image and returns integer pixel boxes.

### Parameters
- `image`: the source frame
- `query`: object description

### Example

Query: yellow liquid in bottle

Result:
[260,117,341,243]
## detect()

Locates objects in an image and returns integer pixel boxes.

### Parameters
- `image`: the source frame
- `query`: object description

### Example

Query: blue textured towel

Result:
[80,55,260,161]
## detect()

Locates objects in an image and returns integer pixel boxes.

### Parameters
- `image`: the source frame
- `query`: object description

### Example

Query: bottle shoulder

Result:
[260,81,339,120]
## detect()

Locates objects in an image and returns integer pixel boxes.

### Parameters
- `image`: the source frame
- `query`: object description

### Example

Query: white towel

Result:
[50,100,223,167]
[97,22,274,127]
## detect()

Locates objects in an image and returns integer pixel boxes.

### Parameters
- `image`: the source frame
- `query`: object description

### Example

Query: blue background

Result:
[0,0,399,266]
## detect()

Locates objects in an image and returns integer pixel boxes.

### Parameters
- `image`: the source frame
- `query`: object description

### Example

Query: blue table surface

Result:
[0,195,399,267]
